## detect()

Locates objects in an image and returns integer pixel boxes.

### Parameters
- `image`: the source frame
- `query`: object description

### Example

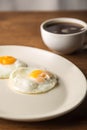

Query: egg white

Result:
[0,60,27,79]
[9,67,58,94]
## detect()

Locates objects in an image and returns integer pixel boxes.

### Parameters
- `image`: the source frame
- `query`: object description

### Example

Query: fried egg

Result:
[9,67,58,94]
[0,56,27,79]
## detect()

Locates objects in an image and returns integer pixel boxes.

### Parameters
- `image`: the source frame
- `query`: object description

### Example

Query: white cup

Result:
[40,18,87,54]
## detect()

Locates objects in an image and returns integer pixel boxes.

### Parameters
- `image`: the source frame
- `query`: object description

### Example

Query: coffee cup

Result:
[40,17,87,54]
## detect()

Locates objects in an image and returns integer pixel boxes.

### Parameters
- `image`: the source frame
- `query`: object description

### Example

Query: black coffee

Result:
[44,22,84,34]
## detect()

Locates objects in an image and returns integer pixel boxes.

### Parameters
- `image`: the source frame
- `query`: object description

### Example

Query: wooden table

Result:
[0,11,87,130]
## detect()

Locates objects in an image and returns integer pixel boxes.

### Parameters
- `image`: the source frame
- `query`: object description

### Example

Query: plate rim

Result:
[0,45,87,121]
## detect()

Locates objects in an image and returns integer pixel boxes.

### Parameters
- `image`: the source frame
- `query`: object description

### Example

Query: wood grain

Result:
[0,11,87,130]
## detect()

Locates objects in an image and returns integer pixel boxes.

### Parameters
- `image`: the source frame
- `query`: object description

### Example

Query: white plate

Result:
[0,45,87,122]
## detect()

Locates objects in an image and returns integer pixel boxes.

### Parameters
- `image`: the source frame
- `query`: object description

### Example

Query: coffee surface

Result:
[44,22,83,34]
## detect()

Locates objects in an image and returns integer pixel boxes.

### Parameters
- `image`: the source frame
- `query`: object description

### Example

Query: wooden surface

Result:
[0,11,87,130]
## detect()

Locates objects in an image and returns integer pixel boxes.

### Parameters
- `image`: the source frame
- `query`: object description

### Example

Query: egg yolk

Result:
[29,69,50,82]
[29,70,44,78]
[0,56,16,65]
